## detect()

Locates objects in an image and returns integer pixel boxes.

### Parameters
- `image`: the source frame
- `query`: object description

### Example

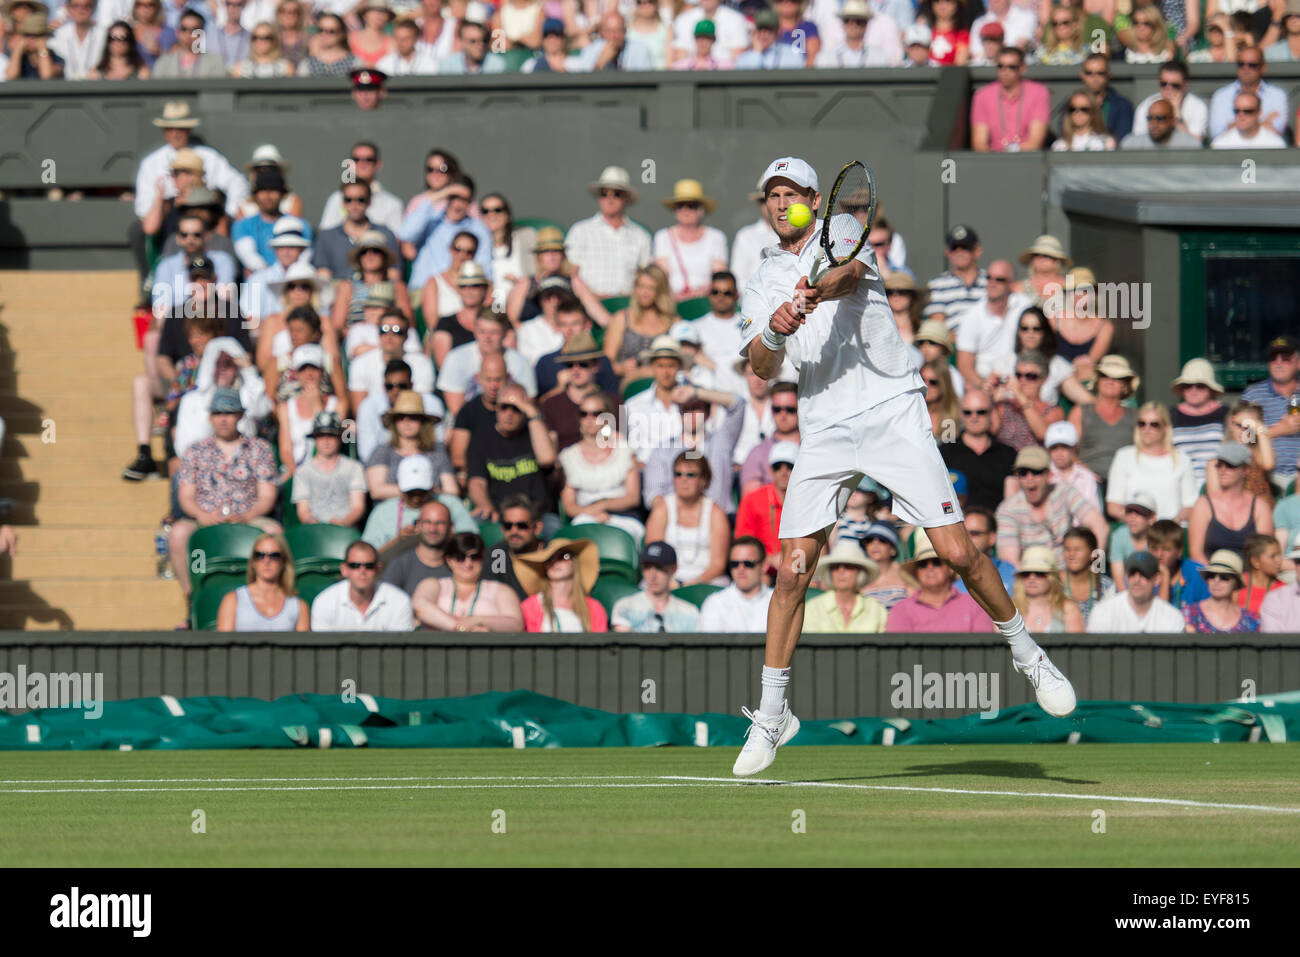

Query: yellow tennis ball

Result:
[786,203,812,228]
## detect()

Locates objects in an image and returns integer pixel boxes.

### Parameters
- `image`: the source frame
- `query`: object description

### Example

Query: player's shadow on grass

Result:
[813,760,1099,786]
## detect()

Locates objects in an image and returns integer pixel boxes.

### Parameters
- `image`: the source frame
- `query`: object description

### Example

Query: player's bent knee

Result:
[936,538,979,577]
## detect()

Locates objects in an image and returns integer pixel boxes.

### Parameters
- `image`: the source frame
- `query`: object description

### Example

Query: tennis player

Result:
[732,157,1076,776]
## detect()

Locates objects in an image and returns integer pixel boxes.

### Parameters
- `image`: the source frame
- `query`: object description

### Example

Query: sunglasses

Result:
[384,381,411,391]
[1235,108,1259,115]
[452,245,475,254]
[772,405,797,414]
[450,553,484,563]
[729,559,759,569]
[1133,18,1152,26]
[961,408,988,416]
[673,471,701,479]
[177,231,203,239]
[499,404,523,414]
[1019,323,1042,332]
[319,26,342,33]
[1147,113,1173,121]
[913,558,944,570]
[1237,60,1262,68]
[1124,507,1153,517]
[1083,69,1107,77]
[923,377,940,387]
[995,63,1019,70]
[566,360,598,369]
[394,413,425,422]
[502,521,532,530]
[287,282,313,292]
[253,33,274,40]
[1015,371,1042,381]
[346,561,378,570]
[351,155,377,164]
[1014,468,1046,477]
[481,206,506,214]
[1021,570,1049,578]
[676,202,702,210]
[870,239,890,248]
[253,551,283,561]
[1158,80,1183,89]
[710,288,736,296]
[580,409,604,418]
[598,189,625,199]
[1215,461,1242,470]
[343,196,368,204]
[1052,18,1073,25]
[1070,106,1091,114]
[1137,420,1163,428]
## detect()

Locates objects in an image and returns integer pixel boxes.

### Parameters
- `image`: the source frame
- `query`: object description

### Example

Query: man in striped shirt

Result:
[1169,358,1227,486]
[924,224,987,338]
[1243,336,1300,489]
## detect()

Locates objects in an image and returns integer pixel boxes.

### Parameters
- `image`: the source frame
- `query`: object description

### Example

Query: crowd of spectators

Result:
[116,96,1300,633]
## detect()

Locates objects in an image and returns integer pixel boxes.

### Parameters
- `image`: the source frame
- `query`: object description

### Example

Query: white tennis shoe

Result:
[732,702,801,777]
[1014,651,1077,717]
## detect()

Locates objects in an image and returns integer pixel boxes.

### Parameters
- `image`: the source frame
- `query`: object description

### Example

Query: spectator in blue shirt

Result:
[567,12,655,71]
[400,175,494,292]
[734,10,804,69]
[1242,336,1300,489]
[232,166,310,274]
[610,542,702,632]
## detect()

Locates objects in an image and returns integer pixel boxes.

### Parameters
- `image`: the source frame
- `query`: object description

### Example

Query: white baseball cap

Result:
[1125,490,1158,514]
[396,455,435,492]
[905,23,932,46]
[768,440,800,469]
[759,157,819,195]
[670,320,701,346]
[291,343,325,370]
[1044,421,1078,449]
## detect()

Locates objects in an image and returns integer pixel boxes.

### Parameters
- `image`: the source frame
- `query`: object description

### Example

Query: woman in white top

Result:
[217,534,310,632]
[559,391,646,541]
[629,0,671,67]
[1105,402,1198,522]
[644,450,732,586]
[732,359,777,469]
[653,179,729,301]
[481,193,536,315]
[423,231,477,325]
[1122,6,1174,63]
[277,345,339,476]
[495,0,545,47]
[411,532,524,632]
[233,22,296,76]
[1052,90,1118,151]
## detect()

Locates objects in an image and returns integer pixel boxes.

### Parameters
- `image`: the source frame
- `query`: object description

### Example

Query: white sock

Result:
[759,665,790,717]
[994,612,1040,666]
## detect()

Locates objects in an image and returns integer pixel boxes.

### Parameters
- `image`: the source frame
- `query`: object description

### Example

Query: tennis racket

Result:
[807,160,878,287]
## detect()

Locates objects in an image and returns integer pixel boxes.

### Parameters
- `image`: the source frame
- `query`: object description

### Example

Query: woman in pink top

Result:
[515,539,609,633]
[350,0,396,66]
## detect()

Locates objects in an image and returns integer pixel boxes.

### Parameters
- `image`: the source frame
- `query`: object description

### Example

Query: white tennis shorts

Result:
[778,389,964,540]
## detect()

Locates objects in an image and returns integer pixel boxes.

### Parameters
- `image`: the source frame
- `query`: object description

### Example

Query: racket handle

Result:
[807,252,826,287]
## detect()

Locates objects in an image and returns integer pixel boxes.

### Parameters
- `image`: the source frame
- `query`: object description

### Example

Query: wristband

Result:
[761,324,787,351]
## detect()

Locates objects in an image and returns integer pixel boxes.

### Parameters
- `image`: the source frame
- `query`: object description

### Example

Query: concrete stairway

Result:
[0,271,182,629]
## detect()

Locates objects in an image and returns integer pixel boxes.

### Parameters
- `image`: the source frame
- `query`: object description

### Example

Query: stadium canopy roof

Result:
[1062,190,1300,228]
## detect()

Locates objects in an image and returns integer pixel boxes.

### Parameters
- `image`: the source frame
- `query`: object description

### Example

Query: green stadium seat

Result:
[601,296,630,315]
[556,523,641,582]
[190,574,245,630]
[806,587,824,600]
[499,47,534,71]
[295,571,341,609]
[676,297,711,321]
[590,576,641,616]
[515,217,565,234]
[478,520,504,547]
[622,377,653,401]
[674,583,720,608]
[187,524,266,592]
[285,524,361,575]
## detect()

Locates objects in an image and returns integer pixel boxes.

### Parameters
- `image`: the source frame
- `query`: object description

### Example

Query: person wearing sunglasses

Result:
[1120,4,1173,64]
[1211,90,1287,148]
[406,177,495,303]
[728,185,779,292]
[559,390,646,541]
[153,9,229,76]
[312,540,414,632]
[1128,61,1208,142]
[1207,47,1286,139]
[739,383,799,498]
[1068,53,1134,140]
[611,542,703,633]
[1052,91,1117,151]
[291,410,367,528]
[887,537,995,633]
[1086,550,1186,632]
[88,19,150,78]
[994,445,1108,569]
[1121,96,1204,149]
[233,21,295,76]
[514,539,607,633]
[1188,440,1275,564]
[970,46,1049,152]
[653,179,728,301]
[991,349,1064,450]
[466,381,556,524]
[565,165,652,300]
[1181,550,1260,633]
[733,440,799,578]
[412,532,523,633]
[482,494,545,600]
[152,210,240,312]
[922,224,985,333]
[376,12,438,75]
[698,537,774,634]
[954,258,1031,393]
[1010,546,1084,634]
[217,534,309,631]
[1105,402,1198,524]
[319,141,403,237]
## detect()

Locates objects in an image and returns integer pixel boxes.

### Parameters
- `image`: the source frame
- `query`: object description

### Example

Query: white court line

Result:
[0,775,650,785]
[663,776,1300,815]
[0,773,1296,814]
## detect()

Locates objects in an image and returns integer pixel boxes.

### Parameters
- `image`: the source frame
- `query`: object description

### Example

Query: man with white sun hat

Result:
[564,165,652,298]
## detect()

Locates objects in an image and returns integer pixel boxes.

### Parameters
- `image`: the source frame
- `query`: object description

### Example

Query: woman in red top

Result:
[515,538,608,633]
[922,0,970,65]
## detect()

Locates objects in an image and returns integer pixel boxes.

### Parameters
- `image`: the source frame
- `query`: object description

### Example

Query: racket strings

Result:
[825,167,874,266]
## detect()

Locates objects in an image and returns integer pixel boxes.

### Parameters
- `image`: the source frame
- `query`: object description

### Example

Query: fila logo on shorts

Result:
[942,501,954,515]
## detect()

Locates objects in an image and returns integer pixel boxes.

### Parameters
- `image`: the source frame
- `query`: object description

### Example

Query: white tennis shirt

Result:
[737,215,924,435]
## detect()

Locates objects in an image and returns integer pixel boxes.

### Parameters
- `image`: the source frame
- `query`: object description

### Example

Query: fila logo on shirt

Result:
[942,501,954,515]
